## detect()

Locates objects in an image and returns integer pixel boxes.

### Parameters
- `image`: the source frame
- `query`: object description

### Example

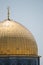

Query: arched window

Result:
[23,63,26,65]
[27,60,31,65]
[0,63,2,65]
[12,63,15,65]
[17,62,21,65]
[4,62,10,65]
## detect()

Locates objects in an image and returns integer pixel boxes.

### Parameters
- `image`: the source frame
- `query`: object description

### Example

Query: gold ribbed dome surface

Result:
[0,20,38,56]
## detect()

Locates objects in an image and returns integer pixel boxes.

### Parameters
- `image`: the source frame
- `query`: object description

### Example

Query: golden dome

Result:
[0,19,38,56]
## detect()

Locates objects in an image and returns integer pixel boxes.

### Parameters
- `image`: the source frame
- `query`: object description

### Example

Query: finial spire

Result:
[7,7,10,20]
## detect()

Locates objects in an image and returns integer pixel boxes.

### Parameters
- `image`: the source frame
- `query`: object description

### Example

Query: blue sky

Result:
[0,0,43,65]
